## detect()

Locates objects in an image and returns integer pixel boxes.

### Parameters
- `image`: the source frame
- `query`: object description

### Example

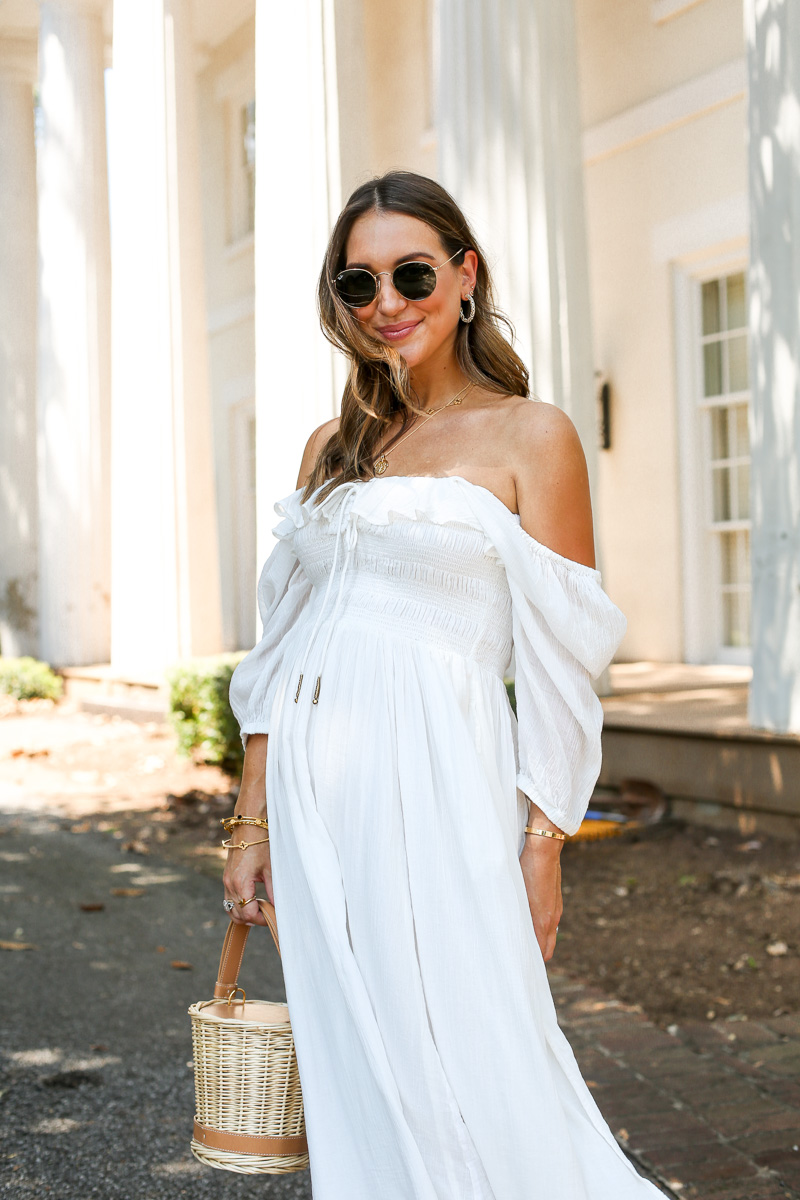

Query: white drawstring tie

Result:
[294,480,362,706]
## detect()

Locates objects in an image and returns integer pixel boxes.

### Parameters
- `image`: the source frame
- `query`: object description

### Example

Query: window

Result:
[231,400,257,648]
[241,99,256,237]
[699,271,751,650]
[223,90,256,246]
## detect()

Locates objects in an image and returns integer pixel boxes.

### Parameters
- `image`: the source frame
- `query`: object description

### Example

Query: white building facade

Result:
[0,0,798,730]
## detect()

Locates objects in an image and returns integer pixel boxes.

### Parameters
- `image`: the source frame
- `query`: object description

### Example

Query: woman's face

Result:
[342,210,478,372]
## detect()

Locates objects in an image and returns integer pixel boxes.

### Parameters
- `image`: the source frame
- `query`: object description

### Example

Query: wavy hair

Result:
[304,171,529,504]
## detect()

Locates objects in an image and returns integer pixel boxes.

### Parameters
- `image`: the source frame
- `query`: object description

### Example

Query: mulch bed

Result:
[555,821,800,1028]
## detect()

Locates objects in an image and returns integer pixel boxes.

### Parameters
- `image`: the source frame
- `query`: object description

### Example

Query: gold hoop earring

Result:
[460,294,475,324]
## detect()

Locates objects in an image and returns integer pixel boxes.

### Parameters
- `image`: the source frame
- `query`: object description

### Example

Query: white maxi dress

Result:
[229,473,663,1200]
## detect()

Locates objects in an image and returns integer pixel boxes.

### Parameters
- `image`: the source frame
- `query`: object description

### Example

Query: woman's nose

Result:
[375,274,406,317]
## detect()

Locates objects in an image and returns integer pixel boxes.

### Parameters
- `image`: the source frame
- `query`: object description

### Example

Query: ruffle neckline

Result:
[273,474,602,581]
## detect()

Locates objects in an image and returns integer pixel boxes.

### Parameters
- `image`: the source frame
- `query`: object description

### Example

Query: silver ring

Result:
[223,898,235,913]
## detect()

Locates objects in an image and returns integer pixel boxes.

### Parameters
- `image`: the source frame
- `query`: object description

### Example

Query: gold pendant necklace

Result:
[373,382,473,476]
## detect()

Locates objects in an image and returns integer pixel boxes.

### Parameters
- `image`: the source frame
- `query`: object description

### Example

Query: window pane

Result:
[721,530,750,585]
[720,532,735,585]
[712,466,731,521]
[710,407,730,460]
[735,463,750,520]
[726,272,746,331]
[704,341,722,397]
[728,334,749,393]
[702,280,721,335]
[723,589,751,648]
[735,403,750,456]
[242,99,256,168]
[714,405,734,456]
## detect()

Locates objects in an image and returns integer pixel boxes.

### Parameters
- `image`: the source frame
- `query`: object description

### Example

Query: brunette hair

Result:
[304,171,529,504]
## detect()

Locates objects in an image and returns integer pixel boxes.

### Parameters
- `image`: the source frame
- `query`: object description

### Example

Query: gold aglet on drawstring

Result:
[294,673,303,702]
[312,676,321,704]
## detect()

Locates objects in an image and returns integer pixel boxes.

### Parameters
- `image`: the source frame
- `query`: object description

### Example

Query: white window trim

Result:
[228,393,258,647]
[651,0,708,25]
[673,250,752,666]
[214,53,256,247]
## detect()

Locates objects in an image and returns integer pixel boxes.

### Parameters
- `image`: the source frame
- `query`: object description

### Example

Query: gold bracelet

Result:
[524,826,567,841]
[222,836,270,850]
[221,816,269,831]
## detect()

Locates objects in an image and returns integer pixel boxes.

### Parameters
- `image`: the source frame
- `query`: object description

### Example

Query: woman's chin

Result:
[393,339,430,370]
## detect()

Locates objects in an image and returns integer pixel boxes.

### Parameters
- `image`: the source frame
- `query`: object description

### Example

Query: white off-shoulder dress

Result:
[229,474,662,1200]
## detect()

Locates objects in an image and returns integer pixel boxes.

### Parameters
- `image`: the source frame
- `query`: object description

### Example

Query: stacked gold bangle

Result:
[221,814,269,851]
[524,826,567,841]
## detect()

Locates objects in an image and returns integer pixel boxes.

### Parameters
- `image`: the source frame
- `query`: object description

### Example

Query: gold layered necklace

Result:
[373,382,474,476]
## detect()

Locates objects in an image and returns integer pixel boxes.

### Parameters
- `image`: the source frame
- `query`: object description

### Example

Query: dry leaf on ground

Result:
[170,960,193,970]
[0,940,37,951]
[79,903,105,912]
[110,887,145,898]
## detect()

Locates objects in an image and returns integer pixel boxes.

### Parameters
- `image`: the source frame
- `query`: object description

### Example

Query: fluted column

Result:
[746,0,800,731]
[438,0,610,698]
[36,0,111,667]
[437,0,597,497]
[253,0,342,565]
[109,0,223,673]
[0,38,38,658]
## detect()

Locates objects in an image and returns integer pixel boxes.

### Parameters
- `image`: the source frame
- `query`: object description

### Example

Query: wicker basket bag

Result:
[188,899,309,1174]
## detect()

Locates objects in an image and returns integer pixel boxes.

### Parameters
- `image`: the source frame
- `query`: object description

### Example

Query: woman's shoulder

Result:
[297,416,341,487]
[509,396,581,453]
[508,398,595,569]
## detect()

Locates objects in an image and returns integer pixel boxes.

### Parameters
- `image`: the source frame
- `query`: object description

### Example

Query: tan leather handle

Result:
[213,899,280,1000]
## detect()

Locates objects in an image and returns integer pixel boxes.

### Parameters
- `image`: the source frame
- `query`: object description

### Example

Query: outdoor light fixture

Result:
[596,372,612,450]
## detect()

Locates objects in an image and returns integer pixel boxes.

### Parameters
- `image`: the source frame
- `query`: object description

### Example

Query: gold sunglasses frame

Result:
[333,247,465,309]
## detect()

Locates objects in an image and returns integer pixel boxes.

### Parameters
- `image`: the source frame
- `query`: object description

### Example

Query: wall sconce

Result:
[595,372,612,450]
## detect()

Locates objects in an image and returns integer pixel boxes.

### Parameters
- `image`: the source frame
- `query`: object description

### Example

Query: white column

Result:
[109,0,223,673]
[254,0,342,565]
[437,0,597,498]
[36,0,112,667]
[746,0,800,732]
[0,39,38,658]
[438,0,613,696]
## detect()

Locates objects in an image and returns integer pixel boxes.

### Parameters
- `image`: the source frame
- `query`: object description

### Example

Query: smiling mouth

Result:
[377,322,421,340]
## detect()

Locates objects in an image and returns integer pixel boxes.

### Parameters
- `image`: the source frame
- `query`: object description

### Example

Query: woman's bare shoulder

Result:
[509,399,595,568]
[296,416,341,489]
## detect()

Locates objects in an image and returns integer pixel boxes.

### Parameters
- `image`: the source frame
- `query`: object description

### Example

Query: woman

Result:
[225,171,662,1198]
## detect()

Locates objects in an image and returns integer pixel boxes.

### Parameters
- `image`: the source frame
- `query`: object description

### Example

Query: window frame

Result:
[214,53,256,252]
[673,253,752,666]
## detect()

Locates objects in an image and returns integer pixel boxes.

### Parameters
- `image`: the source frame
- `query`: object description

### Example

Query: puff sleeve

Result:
[508,541,627,836]
[448,477,628,835]
[229,532,313,751]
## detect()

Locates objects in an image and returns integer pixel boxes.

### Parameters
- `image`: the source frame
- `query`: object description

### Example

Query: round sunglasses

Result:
[333,247,464,308]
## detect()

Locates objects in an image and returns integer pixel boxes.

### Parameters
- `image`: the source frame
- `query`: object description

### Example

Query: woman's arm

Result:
[222,733,273,924]
[512,402,595,960]
[223,417,341,925]
[513,400,596,569]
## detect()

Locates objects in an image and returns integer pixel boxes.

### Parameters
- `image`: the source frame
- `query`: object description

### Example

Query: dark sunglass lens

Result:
[335,269,377,307]
[393,262,437,301]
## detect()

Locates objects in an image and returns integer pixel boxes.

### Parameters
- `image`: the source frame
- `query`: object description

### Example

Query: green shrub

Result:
[505,676,516,716]
[165,653,247,776]
[0,656,64,701]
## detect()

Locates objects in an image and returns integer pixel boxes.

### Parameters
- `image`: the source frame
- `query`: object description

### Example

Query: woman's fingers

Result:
[223,853,274,925]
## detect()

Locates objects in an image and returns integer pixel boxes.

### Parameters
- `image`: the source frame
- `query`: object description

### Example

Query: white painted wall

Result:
[575,0,748,661]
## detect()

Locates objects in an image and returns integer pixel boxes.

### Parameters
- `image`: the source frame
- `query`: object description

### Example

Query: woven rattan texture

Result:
[189,1000,308,1175]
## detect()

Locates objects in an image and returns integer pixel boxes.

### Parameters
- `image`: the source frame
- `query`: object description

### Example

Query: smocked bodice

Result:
[293,494,514,681]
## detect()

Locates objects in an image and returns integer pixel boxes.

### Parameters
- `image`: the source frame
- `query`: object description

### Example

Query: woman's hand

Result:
[519,807,565,962]
[223,840,274,926]
[222,734,273,926]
